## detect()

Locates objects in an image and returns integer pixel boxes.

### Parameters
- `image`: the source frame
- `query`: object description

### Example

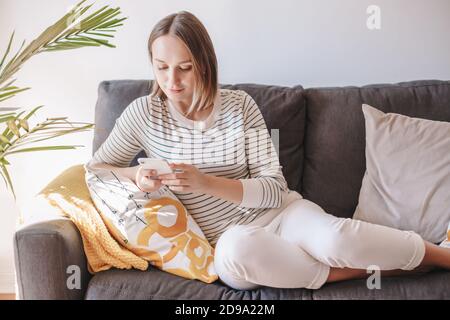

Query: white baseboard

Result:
[0,272,16,294]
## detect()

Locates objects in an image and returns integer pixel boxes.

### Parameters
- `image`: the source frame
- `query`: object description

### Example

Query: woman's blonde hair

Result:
[148,11,218,116]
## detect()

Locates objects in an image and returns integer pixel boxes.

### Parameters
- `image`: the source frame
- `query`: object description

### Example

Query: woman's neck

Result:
[169,99,190,114]
[168,99,212,121]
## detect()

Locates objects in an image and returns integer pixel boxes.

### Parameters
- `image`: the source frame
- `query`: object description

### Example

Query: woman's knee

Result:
[310,218,359,265]
[215,225,262,264]
[214,225,262,290]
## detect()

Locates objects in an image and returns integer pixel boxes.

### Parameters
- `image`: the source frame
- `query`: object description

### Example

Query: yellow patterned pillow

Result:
[85,164,218,283]
[440,222,450,248]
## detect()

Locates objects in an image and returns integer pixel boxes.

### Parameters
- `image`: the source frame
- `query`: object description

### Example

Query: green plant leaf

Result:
[7,120,20,137]
[18,119,29,132]
[0,38,26,84]
[0,0,124,201]
[0,0,126,88]
[85,31,114,38]
[39,3,126,53]
[0,112,16,123]
[0,112,16,117]
[0,164,15,200]
[0,32,15,73]
[0,86,30,102]
[11,124,93,148]
[1,108,29,140]
[46,117,68,121]
[0,134,11,145]
[23,105,45,121]
[78,5,110,27]
[5,145,82,156]
[95,17,127,30]
[0,117,15,124]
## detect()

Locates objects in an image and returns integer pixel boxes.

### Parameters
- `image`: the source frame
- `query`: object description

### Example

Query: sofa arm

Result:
[14,217,91,300]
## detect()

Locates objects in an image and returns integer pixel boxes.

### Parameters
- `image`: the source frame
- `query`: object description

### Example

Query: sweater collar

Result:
[165,92,221,131]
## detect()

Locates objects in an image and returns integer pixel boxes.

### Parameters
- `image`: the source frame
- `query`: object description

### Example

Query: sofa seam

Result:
[304,82,450,93]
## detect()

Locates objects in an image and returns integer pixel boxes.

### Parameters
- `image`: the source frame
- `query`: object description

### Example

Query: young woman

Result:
[89,11,450,290]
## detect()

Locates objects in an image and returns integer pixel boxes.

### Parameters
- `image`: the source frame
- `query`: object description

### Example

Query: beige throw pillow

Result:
[353,104,450,243]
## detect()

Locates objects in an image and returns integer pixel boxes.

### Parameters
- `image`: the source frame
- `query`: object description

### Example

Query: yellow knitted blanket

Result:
[34,165,148,274]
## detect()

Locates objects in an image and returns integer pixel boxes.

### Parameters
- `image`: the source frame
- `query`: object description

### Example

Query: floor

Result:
[0,294,16,300]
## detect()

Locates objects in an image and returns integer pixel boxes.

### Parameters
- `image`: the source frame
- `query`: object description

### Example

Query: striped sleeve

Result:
[89,99,144,168]
[238,91,289,208]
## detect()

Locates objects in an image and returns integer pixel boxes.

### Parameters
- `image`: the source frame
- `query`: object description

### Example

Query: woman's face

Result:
[151,35,196,105]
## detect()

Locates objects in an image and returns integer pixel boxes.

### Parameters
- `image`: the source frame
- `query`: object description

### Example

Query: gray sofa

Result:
[14,79,450,300]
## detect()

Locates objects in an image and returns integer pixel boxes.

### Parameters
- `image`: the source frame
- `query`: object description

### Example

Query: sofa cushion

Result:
[222,84,305,193]
[93,80,151,166]
[93,81,306,192]
[354,104,450,243]
[312,270,450,300]
[301,80,450,218]
[85,268,312,300]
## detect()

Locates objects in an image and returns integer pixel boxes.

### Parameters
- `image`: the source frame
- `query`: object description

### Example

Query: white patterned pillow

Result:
[84,164,218,283]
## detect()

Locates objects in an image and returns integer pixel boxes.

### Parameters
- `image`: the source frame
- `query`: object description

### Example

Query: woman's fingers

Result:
[137,172,162,192]
[142,175,159,185]
[160,178,188,186]
[168,186,187,192]
[141,169,155,177]
[158,171,187,180]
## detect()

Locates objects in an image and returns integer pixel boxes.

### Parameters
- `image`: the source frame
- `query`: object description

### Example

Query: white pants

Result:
[214,198,426,290]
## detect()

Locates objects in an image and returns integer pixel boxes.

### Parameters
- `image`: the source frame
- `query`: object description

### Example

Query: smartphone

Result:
[138,158,173,175]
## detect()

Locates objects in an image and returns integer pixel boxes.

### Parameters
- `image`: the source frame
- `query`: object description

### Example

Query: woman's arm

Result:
[88,161,163,193]
[88,162,137,182]
[203,175,243,205]
[88,99,144,169]
[236,92,289,208]
[159,162,244,205]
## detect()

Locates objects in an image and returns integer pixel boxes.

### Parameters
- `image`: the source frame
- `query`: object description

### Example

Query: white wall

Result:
[0,0,449,293]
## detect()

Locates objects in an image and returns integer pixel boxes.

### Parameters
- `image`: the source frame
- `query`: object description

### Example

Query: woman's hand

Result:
[157,163,210,193]
[133,166,163,193]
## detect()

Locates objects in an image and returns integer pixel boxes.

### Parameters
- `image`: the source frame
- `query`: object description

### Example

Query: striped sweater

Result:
[89,88,293,245]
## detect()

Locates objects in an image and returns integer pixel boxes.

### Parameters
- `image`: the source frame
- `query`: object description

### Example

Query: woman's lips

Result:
[169,88,184,94]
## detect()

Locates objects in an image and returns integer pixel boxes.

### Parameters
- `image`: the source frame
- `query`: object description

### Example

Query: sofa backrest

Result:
[93,81,306,193]
[220,84,305,193]
[93,80,151,165]
[301,80,450,218]
[93,79,450,219]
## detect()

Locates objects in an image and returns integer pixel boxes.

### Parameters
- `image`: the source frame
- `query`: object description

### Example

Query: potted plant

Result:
[0,0,127,200]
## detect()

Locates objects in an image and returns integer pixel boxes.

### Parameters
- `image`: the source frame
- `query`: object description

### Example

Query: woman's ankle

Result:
[421,241,450,269]
[326,267,367,283]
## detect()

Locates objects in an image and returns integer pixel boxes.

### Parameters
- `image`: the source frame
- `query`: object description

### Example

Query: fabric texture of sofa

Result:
[14,79,450,300]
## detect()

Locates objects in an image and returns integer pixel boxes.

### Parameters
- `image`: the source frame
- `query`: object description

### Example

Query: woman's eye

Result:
[156,66,191,71]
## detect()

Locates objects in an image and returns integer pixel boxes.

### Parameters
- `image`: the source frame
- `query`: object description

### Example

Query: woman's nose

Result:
[168,69,181,86]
